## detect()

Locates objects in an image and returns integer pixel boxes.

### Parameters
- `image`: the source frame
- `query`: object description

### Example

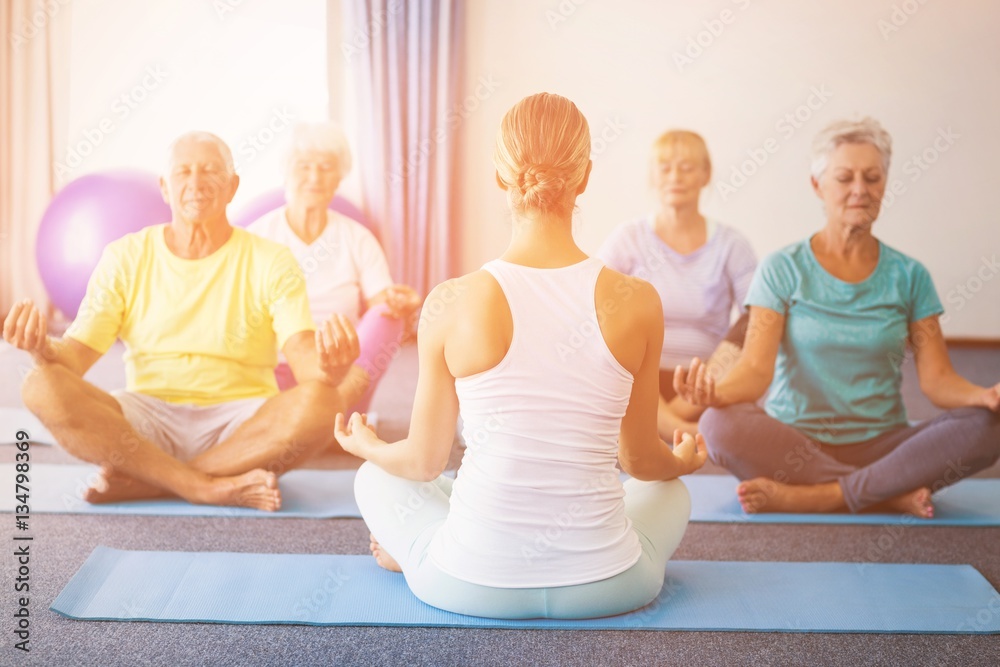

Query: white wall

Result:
[64,0,329,213]
[61,0,1000,337]
[457,0,1000,338]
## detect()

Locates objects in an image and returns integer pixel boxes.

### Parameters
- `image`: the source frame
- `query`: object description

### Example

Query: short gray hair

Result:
[165,131,235,176]
[810,117,892,180]
[288,122,352,176]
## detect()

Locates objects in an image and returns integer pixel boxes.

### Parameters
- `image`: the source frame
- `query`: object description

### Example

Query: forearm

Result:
[32,337,87,376]
[622,439,688,482]
[923,372,989,409]
[351,437,446,482]
[666,394,703,423]
[713,361,771,407]
[285,334,351,387]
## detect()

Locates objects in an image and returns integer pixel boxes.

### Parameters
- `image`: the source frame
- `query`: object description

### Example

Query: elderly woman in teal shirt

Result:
[674,117,1000,518]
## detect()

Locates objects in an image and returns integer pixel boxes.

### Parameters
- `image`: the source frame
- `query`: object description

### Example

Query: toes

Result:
[743,493,763,513]
[253,487,281,512]
[919,491,934,518]
[88,467,113,493]
[908,489,934,519]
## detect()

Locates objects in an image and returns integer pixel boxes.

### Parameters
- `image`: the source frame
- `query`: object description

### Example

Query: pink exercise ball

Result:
[36,170,170,319]
[232,187,373,235]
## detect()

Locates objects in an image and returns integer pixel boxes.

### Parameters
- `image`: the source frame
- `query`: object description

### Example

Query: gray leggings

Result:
[699,404,1000,512]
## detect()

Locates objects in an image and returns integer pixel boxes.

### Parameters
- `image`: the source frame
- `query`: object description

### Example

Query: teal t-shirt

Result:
[745,238,943,444]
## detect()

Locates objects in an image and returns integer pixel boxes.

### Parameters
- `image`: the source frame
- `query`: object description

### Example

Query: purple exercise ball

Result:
[232,187,373,235]
[36,170,170,319]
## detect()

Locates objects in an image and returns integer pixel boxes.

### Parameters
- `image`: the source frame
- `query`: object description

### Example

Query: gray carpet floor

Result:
[1,342,998,666]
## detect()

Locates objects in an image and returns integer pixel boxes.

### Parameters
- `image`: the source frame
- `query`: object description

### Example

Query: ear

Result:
[810,174,821,198]
[159,176,170,204]
[226,174,240,204]
[700,160,712,188]
[576,160,593,195]
[495,170,508,192]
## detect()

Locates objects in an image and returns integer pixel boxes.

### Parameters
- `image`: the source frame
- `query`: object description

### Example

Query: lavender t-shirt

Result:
[597,216,758,369]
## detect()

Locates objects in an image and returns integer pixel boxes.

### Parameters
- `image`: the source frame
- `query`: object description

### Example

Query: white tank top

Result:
[427,257,641,588]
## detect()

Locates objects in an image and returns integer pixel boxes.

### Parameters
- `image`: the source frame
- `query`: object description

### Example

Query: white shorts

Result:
[111,391,267,461]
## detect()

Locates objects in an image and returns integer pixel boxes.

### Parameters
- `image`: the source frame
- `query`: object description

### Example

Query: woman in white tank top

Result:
[335,93,707,619]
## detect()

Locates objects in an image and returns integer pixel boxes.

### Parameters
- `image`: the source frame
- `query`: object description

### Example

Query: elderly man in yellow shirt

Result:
[3,131,367,511]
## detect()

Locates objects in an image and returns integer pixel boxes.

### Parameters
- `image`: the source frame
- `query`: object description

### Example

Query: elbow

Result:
[743,364,773,403]
[625,466,665,482]
[619,454,664,482]
[919,385,949,409]
[918,370,951,407]
[918,381,938,405]
[416,455,450,483]
[416,467,443,483]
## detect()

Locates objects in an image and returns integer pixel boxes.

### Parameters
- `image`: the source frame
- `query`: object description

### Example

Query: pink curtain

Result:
[0,0,71,318]
[341,0,461,297]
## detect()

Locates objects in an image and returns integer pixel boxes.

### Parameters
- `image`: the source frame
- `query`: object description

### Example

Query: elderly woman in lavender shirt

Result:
[598,130,756,438]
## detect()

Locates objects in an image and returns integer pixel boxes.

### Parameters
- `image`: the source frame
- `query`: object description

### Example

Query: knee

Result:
[360,304,404,339]
[626,477,691,522]
[263,382,341,459]
[353,461,390,530]
[290,380,341,419]
[354,461,432,521]
[662,479,692,525]
[699,404,751,462]
[955,407,1000,468]
[20,364,69,422]
[354,460,386,495]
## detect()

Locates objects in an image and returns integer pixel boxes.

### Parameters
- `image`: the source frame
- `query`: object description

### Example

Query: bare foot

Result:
[197,470,281,511]
[369,533,402,572]
[84,466,280,511]
[84,466,172,504]
[737,478,845,514]
[871,487,934,519]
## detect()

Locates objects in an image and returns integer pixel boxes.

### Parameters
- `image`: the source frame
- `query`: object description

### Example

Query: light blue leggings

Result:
[353,462,691,619]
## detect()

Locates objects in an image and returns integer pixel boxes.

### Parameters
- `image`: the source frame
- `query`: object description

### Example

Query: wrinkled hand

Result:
[3,299,49,361]
[981,383,1000,412]
[315,314,360,385]
[334,412,382,458]
[671,429,708,476]
[673,357,718,407]
[381,284,422,319]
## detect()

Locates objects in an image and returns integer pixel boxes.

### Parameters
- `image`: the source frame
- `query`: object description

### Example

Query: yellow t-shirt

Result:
[66,224,314,405]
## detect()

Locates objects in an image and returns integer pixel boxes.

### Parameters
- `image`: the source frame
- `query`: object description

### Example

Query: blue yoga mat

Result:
[0,464,359,518]
[4,464,999,525]
[51,546,1000,633]
[685,475,1000,526]
[0,407,55,445]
